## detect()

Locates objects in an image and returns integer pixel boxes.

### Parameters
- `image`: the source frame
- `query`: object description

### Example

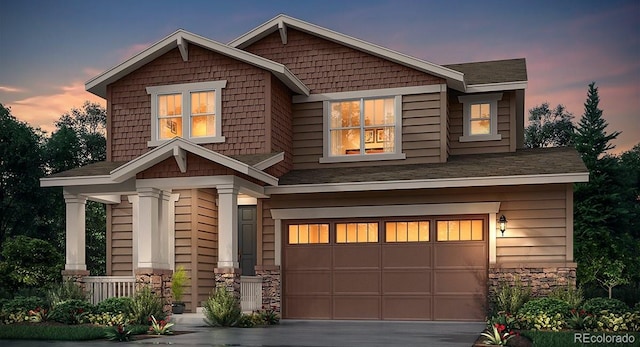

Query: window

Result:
[436,219,483,241]
[320,95,404,163]
[147,80,227,146]
[385,221,429,242]
[288,224,329,244]
[336,222,378,243]
[458,93,503,142]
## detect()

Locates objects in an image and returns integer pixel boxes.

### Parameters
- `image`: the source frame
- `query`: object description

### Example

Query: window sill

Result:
[319,152,406,163]
[458,134,502,143]
[147,136,226,147]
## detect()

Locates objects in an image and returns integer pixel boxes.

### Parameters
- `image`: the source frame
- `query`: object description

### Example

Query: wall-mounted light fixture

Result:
[499,215,508,236]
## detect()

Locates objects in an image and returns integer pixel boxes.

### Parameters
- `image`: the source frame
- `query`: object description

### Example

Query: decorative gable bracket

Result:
[173,147,187,173]
[177,36,188,61]
[278,20,287,45]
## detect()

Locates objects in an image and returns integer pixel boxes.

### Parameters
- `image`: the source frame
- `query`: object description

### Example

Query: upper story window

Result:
[147,80,227,146]
[458,93,503,142]
[320,95,405,163]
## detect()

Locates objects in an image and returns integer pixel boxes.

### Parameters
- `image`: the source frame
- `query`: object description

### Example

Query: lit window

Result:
[386,221,429,242]
[458,93,503,142]
[437,219,483,241]
[336,223,378,243]
[147,80,227,146]
[329,98,396,156]
[288,224,329,244]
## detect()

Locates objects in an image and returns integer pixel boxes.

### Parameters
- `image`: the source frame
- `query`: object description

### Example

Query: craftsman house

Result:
[41,14,588,321]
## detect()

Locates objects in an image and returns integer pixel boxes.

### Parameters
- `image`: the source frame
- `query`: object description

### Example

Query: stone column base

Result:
[489,262,577,297]
[214,268,241,298]
[255,265,281,314]
[135,268,173,313]
[61,269,90,292]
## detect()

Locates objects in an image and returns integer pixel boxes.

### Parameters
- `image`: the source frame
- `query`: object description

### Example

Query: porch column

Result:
[215,185,240,296]
[62,193,88,272]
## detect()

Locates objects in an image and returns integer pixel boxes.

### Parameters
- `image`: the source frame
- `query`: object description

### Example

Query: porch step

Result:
[171,311,206,327]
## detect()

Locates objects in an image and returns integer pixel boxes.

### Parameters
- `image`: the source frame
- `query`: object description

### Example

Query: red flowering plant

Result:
[105,324,132,341]
[481,323,519,345]
[148,315,174,335]
[27,307,49,323]
[567,308,595,330]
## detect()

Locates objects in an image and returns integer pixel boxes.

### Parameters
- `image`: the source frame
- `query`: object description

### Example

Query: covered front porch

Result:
[40,138,284,313]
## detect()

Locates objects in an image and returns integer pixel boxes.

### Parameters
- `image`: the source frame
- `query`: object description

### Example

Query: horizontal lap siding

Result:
[292,102,323,169]
[197,188,217,306]
[110,198,133,276]
[263,184,569,265]
[175,189,194,311]
[402,93,442,164]
[260,199,276,266]
[449,91,513,155]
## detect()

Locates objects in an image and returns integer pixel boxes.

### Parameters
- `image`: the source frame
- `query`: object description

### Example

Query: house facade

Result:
[41,15,588,321]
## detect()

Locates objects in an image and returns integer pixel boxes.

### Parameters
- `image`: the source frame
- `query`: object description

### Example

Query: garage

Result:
[282,216,487,321]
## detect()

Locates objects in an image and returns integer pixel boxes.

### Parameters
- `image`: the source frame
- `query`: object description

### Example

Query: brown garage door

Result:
[283,217,487,320]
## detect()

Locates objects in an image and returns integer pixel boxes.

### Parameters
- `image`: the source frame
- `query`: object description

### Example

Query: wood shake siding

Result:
[109,45,268,162]
[266,75,294,177]
[261,184,570,265]
[109,198,133,276]
[291,93,443,169]
[448,91,513,155]
[244,29,444,93]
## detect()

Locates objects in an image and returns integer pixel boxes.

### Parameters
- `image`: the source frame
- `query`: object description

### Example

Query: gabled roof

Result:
[444,58,528,92]
[86,29,309,98]
[229,14,467,91]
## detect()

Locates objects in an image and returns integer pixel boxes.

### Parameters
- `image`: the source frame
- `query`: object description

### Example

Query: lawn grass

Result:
[0,324,107,340]
[521,330,640,347]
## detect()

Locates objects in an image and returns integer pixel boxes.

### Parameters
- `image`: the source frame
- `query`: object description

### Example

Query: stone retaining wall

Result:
[489,263,577,297]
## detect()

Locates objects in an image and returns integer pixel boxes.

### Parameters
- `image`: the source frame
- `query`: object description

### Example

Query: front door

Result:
[238,205,257,276]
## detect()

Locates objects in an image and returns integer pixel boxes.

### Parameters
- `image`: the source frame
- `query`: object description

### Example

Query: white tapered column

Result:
[63,193,87,271]
[217,185,239,269]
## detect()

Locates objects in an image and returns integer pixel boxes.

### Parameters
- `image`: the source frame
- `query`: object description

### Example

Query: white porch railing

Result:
[240,276,263,312]
[84,276,136,305]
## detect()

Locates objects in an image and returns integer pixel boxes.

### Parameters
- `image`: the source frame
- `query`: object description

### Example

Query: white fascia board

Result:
[293,85,443,103]
[229,15,466,91]
[466,81,528,93]
[265,172,589,195]
[253,152,285,170]
[41,175,114,187]
[271,202,501,220]
[62,178,136,196]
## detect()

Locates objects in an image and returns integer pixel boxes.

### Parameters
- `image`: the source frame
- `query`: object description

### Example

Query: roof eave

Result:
[465,81,528,93]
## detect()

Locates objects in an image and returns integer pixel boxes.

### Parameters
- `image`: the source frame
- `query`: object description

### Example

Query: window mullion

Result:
[360,98,365,152]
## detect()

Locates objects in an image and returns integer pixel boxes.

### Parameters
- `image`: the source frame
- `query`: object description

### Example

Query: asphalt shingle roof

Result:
[278,147,586,185]
[444,58,527,85]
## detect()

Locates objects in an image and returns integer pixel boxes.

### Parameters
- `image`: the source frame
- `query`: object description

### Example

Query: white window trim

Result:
[458,93,503,142]
[320,95,405,163]
[147,80,227,147]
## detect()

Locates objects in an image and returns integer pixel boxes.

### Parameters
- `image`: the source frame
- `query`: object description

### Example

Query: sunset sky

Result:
[1,0,638,154]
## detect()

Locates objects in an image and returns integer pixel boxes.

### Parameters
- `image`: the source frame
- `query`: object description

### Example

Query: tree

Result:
[524,103,574,148]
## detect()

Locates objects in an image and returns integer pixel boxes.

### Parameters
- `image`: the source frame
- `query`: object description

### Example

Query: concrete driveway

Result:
[1,320,485,347]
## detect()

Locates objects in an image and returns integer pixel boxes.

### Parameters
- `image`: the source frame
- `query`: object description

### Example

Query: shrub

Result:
[548,285,583,309]
[87,312,130,326]
[259,309,280,325]
[171,266,188,302]
[105,324,132,342]
[49,299,94,324]
[490,278,531,315]
[237,312,266,328]
[129,286,165,325]
[0,236,64,290]
[519,297,570,317]
[518,312,566,331]
[566,309,596,330]
[2,296,47,314]
[596,311,640,332]
[47,280,88,308]
[95,296,133,315]
[203,287,241,327]
[634,302,640,312]
[581,297,629,315]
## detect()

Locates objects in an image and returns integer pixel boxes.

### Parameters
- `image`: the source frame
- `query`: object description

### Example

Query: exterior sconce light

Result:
[499,215,507,236]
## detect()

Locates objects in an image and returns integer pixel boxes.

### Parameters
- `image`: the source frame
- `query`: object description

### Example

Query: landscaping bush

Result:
[259,309,280,325]
[519,297,570,317]
[490,278,531,315]
[596,311,640,332]
[2,295,47,314]
[47,280,88,308]
[548,285,583,309]
[0,324,106,340]
[635,302,640,312]
[95,296,133,315]
[237,312,266,328]
[49,299,94,324]
[129,286,165,325]
[87,311,130,326]
[203,287,241,327]
[518,312,566,331]
[582,297,629,315]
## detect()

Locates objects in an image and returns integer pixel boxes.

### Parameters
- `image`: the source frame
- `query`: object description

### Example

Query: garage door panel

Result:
[334,296,380,319]
[435,243,485,267]
[434,295,486,320]
[383,296,432,320]
[333,245,379,269]
[286,296,331,319]
[434,270,486,294]
[285,271,331,295]
[382,245,431,268]
[382,270,431,294]
[285,247,331,269]
[333,271,380,294]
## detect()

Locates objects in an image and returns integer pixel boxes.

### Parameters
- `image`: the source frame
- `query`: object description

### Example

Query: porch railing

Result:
[240,276,263,312]
[84,276,136,305]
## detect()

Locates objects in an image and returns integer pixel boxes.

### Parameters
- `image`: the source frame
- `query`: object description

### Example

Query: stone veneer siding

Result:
[214,267,241,298]
[255,265,281,314]
[135,268,173,314]
[488,263,577,297]
[61,269,90,292]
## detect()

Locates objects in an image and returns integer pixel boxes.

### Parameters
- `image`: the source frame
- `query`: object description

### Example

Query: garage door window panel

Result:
[437,219,483,241]
[386,221,429,242]
[336,223,378,243]
[288,224,329,244]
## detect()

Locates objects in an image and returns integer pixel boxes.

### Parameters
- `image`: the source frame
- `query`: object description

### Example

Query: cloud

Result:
[8,81,105,134]
[0,85,26,93]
